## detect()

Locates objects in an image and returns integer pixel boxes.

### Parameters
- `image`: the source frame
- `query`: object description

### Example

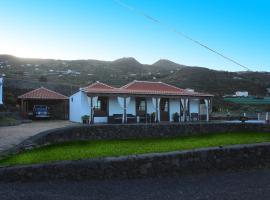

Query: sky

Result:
[0,0,269,72]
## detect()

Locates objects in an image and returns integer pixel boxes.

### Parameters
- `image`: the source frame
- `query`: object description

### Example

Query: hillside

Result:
[0,55,183,87]
[1,54,270,102]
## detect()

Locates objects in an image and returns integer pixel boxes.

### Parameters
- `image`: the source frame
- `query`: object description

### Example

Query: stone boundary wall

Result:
[11,123,270,153]
[1,142,270,182]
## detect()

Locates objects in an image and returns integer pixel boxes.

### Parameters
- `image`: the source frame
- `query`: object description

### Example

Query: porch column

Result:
[198,99,201,121]
[204,99,209,122]
[180,98,184,122]
[145,98,148,123]
[87,96,93,123]
[117,96,130,124]
[92,96,98,123]
[124,97,127,123]
[21,99,24,113]
[155,98,158,122]
[187,98,191,121]
[25,101,29,113]
[88,96,98,124]
[90,96,93,124]
[183,98,189,122]
[183,99,186,122]
[152,97,160,123]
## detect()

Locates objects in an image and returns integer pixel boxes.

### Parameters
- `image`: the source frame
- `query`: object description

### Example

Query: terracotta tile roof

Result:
[18,87,68,100]
[82,80,213,97]
[121,80,185,92]
[122,81,213,96]
[83,81,116,92]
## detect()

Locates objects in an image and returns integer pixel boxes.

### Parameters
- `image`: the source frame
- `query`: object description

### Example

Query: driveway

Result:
[0,120,75,153]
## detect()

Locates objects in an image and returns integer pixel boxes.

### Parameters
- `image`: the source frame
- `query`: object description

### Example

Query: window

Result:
[164,101,169,112]
[95,100,101,110]
[138,101,146,111]
[136,98,146,116]
[160,99,169,112]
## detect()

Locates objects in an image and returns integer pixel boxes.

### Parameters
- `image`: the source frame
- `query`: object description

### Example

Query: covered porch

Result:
[87,94,211,124]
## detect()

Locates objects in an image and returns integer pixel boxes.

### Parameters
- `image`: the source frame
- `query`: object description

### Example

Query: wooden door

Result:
[160,98,169,121]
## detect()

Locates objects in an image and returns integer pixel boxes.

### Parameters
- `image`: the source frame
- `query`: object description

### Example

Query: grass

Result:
[1,132,270,166]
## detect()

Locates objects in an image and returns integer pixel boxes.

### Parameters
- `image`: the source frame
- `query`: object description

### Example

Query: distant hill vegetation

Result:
[1,54,270,100]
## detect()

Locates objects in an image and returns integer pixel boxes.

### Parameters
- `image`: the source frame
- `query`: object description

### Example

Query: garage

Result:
[18,87,69,120]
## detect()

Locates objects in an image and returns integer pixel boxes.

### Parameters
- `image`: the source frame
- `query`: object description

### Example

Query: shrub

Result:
[173,112,180,122]
[150,112,156,122]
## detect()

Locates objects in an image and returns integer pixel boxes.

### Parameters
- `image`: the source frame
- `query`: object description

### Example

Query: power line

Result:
[113,0,251,71]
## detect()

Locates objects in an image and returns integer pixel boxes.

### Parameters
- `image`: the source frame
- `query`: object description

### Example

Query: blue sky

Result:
[0,0,269,71]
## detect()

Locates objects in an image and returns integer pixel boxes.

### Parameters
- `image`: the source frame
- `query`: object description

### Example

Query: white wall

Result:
[235,91,248,97]
[146,97,155,114]
[189,99,200,114]
[127,98,136,115]
[69,91,89,123]
[94,117,108,123]
[109,97,122,115]
[81,91,90,117]
[169,99,181,122]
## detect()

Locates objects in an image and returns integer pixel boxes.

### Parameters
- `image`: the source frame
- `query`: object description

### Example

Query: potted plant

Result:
[151,112,156,123]
[239,115,248,123]
[173,112,180,122]
[81,115,90,124]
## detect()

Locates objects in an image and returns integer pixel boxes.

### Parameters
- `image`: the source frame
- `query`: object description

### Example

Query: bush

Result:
[150,112,156,123]
[0,116,19,126]
[173,112,180,122]
[4,91,17,106]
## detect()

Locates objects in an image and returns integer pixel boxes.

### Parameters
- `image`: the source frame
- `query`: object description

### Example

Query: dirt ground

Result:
[0,120,75,153]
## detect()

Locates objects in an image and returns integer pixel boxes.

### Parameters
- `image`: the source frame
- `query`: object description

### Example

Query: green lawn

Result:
[1,132,270,166]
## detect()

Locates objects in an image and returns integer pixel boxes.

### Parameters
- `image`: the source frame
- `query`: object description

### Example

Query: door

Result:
[136,97,147,123]
[160,98,169,121]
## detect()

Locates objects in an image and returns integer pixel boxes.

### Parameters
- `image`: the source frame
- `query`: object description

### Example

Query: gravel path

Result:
[0,168,270,200]
[0,121,75,153]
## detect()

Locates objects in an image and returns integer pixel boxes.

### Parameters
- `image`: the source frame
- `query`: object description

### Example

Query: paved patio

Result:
[0,120,75,153]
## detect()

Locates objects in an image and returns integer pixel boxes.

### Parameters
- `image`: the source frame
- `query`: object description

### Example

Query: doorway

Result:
[160,98,169,122]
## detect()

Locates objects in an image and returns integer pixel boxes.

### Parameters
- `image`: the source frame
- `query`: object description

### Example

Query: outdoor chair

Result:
[113,114,123,124]
[191,113,199,121]
[127,114,136,123]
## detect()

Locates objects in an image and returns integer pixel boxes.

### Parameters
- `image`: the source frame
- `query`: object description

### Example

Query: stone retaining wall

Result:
[1,142,270,182]
[13,123,270,153]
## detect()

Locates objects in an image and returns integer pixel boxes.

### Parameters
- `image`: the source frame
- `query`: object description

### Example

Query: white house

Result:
[69,80,213,124]
[235,91,249,97]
